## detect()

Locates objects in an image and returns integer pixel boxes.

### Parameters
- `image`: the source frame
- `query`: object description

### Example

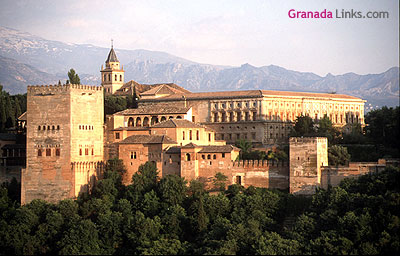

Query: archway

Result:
[136,117,142,127]
[143,117,149,127]
[151,116,159,125]
[128,117,134,127]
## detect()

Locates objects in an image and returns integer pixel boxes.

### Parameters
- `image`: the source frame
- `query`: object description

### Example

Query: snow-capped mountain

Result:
[0,26,398,107]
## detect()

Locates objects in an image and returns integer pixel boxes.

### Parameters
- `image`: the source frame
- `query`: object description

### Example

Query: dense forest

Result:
[0,85,26,132]
[1,87,399,254]
[1,162,399,255]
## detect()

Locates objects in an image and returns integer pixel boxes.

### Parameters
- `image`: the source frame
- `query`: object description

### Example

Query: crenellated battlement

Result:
[231,159,288,168]
[27,84,103,94]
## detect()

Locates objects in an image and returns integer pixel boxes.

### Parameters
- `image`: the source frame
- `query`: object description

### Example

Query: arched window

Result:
[207,154,211,159]
[56,148,60,156]
[120,75,122,81]
[108,74,111,81]
[136,117,142,127]
[161,116,166,122]
[38,149,42,157]
[38,126,41,131]
[176,116,182,119]
[128,117,134,127]
[214,113,218,122]
[196,130,200,140]
[213,154,216,159]
[182,131,185,140]
[189,130,192,140]
[52,125,55,130]
[57,125,60,130]
[186,153,191,161]
[143,117,149,127]
[151,116,158,125]
[115,74,117,81]
[46,148,51,156]
[237,111,241,121]
[169,116,174,119]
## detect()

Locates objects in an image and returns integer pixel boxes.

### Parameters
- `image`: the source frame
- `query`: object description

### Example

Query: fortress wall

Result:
[321,162,386,189]
[196,159,289,190]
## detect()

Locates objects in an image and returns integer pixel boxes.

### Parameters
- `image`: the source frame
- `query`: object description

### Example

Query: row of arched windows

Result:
[38,148,60,157]
[103,74,122,82]
[182,130,200,140]
[127,116,183,127]
[79,125,94,130]
[79,147,94,156]
[38,125,60,131]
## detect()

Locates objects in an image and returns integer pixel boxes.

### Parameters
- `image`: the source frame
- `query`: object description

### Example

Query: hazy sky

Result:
[0,0,398,76]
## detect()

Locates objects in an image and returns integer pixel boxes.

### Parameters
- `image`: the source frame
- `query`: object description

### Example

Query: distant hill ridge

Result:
[0,26,398,107]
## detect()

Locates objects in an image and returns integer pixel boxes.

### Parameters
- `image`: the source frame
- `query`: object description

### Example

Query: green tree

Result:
[213,172,228,191]
[235,138,252,160]
[316,114,339,143]
[365,106,399,157]
[291,115,316,136]
[328,145,351,166]
[66,68,81,85]
[158,175,187,206]
[58,219,101,255]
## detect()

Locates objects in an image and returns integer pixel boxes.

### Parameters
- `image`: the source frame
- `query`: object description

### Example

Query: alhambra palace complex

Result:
[0,47,392,204]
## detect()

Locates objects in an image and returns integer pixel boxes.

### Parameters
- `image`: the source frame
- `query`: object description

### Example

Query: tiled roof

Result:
[199,145,240,153]
[1,144,25,149]
[141,89,363,101]
[106,47,119,63]
[18,112,27,121]
[0,133,16,141]
[141,84,186,96]
[112,126,150,131]
[114,105,191,115]
[115,81,190,95]
[260,90,361,100]
[119,135,176,144]
[165,146,181,154]
[182,142,197,148]
[151,119,204,129]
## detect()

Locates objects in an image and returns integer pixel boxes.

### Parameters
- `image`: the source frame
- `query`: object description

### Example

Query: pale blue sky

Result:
[0,0,398,76]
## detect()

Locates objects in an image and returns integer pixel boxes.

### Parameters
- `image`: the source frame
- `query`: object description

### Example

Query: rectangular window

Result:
[79,148,82,156]
[92,148,94,155]
[56,148,60,156]
[38,149,42,157]
[222,153,225,158]
[85,148,88,155]
[189,130,192,140]
[208,133,211,142]
[115,132,120,139]
[46,148,51,156]
[235,176,242,185]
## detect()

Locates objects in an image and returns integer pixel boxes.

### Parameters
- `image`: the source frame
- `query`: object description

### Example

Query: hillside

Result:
[0,26,398,107]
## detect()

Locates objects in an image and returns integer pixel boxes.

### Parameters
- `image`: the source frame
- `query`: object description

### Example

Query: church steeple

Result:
[101,40,125,94]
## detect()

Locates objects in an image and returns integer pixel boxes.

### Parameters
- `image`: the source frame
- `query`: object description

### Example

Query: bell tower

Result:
[101,40,125,94]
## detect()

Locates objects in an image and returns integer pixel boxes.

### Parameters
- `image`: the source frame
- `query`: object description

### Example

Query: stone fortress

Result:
[1,46,392,204]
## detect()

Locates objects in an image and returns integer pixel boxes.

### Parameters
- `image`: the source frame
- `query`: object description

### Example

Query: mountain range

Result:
[0,26,398,108]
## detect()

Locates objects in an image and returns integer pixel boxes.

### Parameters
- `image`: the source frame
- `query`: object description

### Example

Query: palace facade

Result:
[16,46,379,205]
